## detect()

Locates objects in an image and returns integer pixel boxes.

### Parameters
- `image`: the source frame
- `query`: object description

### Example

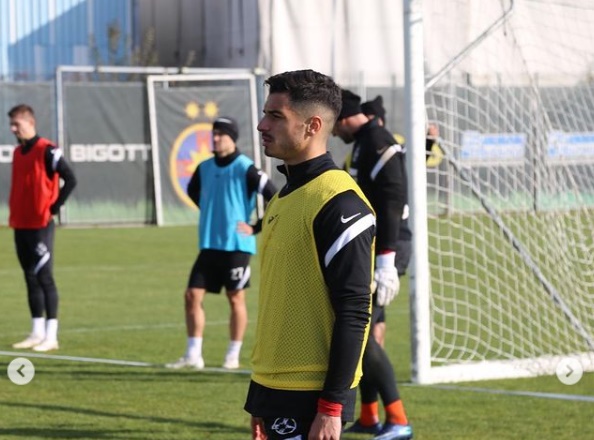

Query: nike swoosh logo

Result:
[340,213,361,223]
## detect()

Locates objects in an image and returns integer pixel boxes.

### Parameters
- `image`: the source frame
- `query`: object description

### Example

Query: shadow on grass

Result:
[0,401,250,437]
[30,364,250,384]
[0,428,140,439]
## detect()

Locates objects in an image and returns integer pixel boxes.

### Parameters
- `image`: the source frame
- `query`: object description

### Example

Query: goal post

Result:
[405,0,594,384]
[403,0,432,385]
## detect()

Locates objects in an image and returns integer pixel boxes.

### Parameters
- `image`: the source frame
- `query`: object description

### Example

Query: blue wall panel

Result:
[0,0,133,81]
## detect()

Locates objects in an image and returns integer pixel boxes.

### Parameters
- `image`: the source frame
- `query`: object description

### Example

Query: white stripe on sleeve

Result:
[257,173,269,194]
[51,148,63,172]
[370,144,403,181]
[324,213,375,267]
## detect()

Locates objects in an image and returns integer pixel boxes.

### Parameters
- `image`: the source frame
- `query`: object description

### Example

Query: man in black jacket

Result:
[333,90,413,440]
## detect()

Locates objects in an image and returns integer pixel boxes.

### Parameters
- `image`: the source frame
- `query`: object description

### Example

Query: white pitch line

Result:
[0,350,251,374]
[0,350,153,367]
[0,351,592,398]
[404,383,594,403]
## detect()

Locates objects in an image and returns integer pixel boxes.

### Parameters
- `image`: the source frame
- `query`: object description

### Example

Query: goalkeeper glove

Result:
[374,252,399,306]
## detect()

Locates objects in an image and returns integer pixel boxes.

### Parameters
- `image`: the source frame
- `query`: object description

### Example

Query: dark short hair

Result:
[265,69,342,121]
[8,104,35,119]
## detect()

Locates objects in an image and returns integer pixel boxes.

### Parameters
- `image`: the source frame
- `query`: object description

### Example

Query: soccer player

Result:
[360,95,413,348]
[244,69,377,440]
[334,90,413,440]
[362,94,441,165]
[8,103,77,352]
[166,116,276,370]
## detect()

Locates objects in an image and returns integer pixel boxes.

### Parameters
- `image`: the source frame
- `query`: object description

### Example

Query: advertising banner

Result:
[64,83,152,224]
[153,83,255,225]
[547,131,594,163]
[460,131,526,165]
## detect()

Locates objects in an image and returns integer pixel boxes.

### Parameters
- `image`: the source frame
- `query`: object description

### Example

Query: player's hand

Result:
[374,252,399,306]
[237,221,254,236]
[50,204,60,215]
[308,413,341,439]
[427,122,439,139]
[251,416,268,440]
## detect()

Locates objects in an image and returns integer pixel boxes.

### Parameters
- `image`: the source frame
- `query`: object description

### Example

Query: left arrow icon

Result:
[7,358,35,385]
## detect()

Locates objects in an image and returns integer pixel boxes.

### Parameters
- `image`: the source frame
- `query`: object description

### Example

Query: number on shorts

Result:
[230,267,244,281]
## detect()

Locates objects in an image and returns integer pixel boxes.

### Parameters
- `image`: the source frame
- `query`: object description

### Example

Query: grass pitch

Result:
[0,225,592,439]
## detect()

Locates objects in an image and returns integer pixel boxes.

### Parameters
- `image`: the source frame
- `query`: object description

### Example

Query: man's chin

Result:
[263,146,277,159]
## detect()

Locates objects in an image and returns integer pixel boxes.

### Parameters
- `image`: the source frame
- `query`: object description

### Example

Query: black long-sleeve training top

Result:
[20,135,77,214]
[245,152,374,420]
[350,118,408,253]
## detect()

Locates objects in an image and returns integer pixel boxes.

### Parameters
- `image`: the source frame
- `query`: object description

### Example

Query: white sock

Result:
[225,340,242,361]
[186,337,203,360]
[46,319,59,342]
[32,317,46,338]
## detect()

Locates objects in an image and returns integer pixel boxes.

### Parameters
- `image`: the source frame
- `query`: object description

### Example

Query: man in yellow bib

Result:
[244,69,376,440]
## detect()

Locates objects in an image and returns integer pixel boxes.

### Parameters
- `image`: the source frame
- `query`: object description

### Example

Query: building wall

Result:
[258,0,594,87]
[135,0,260,69]
[0,0,134,81]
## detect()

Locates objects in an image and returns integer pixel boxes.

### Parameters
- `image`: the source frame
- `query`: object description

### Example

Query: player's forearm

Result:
[52,159,77,211]
[320,229,373,404]
[375,201,403,252]
[321,298,370,404]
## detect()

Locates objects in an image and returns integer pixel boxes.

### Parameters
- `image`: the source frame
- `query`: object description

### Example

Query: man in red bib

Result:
[8,104,77,352]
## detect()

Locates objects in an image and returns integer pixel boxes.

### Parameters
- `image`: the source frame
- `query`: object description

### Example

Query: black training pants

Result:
[13,220,59,319]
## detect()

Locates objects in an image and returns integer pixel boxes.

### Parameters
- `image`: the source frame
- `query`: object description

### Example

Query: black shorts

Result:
[245,380,356,423]
[262,416,315,439]
[187,249,251,293]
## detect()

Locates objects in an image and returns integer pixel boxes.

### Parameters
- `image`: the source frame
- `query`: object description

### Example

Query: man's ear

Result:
[306,115,323,136]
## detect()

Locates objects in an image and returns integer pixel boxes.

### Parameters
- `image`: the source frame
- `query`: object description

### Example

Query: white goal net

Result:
[413,0,594,383]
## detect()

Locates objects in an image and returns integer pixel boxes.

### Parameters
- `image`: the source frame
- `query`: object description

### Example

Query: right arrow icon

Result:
[556,358,583,385]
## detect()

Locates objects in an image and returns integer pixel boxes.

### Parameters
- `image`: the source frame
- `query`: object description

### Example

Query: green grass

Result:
[0,225,592,439]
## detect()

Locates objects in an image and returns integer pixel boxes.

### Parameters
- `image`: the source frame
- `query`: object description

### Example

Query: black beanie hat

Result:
[361,95,386,121]
[212,116,239,142]
[338,89,362,120]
